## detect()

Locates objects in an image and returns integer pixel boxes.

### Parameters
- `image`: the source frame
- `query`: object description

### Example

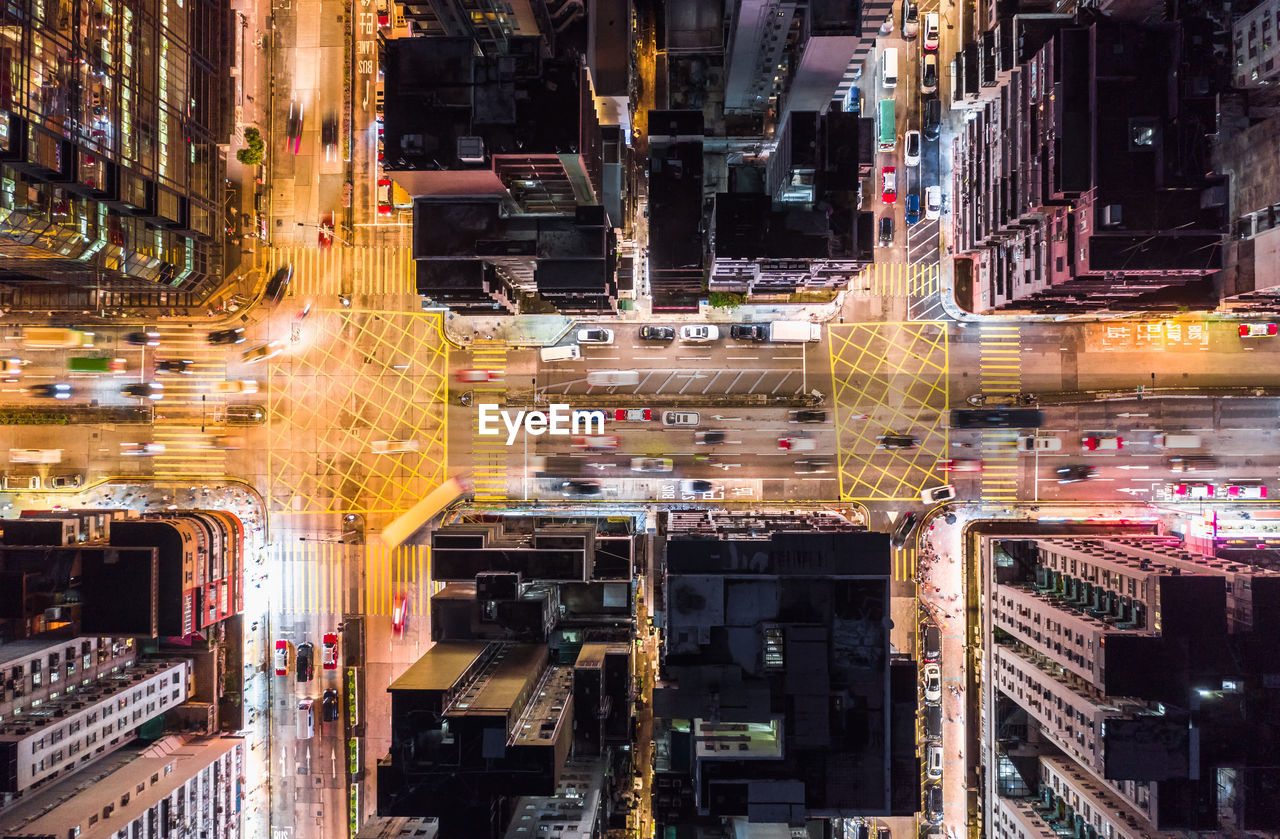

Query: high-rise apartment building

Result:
[983,534,1280,832]
[0,0,232,298]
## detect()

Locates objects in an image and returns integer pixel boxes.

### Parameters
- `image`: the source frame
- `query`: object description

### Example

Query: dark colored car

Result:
[923,97,942,141]
[1056,465,1095,483]
[789,410,827,423]
[876,434,920,449]
[561,480,602,497]
[321,689,340,722]
[694,430,726,445]
[208,328,246,345]
[925,784,943,822]
[878,215,894,246]
[264,264,293,306]
[121,382,164,400]
[729,324,768,341]
[28,383,72,399]
[905,194,920,225]
[683,479,714,494]
[1167,455,1219,473]
[950,409,1044,429]
[123,330,160,347]
[155,359,194,375]
[795,458,832,474]
[639,326,675,341]
[922,624,941,662]
[891,511,919,549]
[296,642,315,683]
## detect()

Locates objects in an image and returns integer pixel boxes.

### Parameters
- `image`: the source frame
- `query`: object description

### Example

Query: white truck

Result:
[768,321,821,343]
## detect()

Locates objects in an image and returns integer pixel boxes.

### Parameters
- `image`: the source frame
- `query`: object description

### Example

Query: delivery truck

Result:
[768,321,822,343]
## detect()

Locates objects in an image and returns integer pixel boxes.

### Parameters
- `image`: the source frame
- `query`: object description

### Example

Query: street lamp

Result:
[296,221,352,247]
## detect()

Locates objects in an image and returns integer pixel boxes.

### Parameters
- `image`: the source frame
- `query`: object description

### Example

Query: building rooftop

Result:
[389,641,491,693]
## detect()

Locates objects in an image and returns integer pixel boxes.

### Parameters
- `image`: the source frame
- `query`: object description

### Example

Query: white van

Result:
[539,344,581,362]
[297,699,315,739]
[586,370,640,386]
[1153,433,1201,449]
[882,48,899,89]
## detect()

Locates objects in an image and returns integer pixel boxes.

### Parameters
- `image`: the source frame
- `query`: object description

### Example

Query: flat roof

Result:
[452,643,546,715]
[389,641,490,693]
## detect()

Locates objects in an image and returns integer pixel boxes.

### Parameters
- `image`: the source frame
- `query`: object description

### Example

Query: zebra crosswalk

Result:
[468,341,510,503]
[851,263,940,298]
[274,540,442,618]
[269,245,417,299]
[978,433,1020,501]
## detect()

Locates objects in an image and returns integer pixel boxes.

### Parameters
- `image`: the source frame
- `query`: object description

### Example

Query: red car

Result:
[377,179,393,217]
[392,591,409,636]
[286,101,304,154]
[456,369,504,384]
[274,640,289,676]
[938,459,983,472]
[614,408,652,422]
[1082,436,1123,451]
[322,632,339,670]
[318,212,335,249]
[881,167,897,204]
[1239,323,1278,338]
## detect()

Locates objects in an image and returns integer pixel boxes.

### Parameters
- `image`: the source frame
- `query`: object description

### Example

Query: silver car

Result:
[662,411,700,426]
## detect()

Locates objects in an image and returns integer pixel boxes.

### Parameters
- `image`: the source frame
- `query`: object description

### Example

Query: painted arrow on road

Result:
[1115,465,1150,470]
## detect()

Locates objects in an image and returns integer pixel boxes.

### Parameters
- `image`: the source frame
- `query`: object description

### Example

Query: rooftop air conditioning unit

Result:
[457,136,485,164]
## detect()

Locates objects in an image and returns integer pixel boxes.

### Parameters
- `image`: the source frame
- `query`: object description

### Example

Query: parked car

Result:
[925,185,942,220]
[208,328,246,345]
[926,743,944,779]
[789,410,827,423]
[614,408,652,422]
[155,359,194,375]
[121,382,164,400]
[1174,482,1215,499]
[679,325,719,342]
[124,329,161,347]
[274,640,289,675]
[904,130,921,166]
[879,215,895,245]
[901,0,918,38]
[729,324,768,341]
[28,383,72,399]
[577,328,614,344]
[881,167,897,203]
[923,12,939,50]
[639,326,675,341]
[322,633,339,669]
[296,642,315,682]
[1239,323,1278,338]
[47,474,83,489]
[1227,483,1267,499]
[377,178,393,216]
[925,784,943,822]
[923,97,942,141]
[905,195,920,225]
[921,53,938,93]
[630,457,674,473]
[921,485,956,503]
[876,434,919,449]
[662,411,699,427]
[561,479,603,496]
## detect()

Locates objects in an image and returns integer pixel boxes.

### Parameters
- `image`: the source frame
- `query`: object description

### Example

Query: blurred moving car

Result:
[286,101,304,153]
[561,479,603,497]
[891,511,919,548]
[777,433,818,452]
[264,265,293,306]
[795,458,832,474]
[212,435,245,449]
[392,592,409,635]
[1056,465,1095,483]
[208,328,246,345]
[680,479,715,495]
[241,342,284,364]
[121,442,166,456]
[571,435,618,450]
[876,434,919,449]
[372,439,419,454]
[215,380,259,394]
[456,369,504,383]
[124,329,160,347]
[155,359,194,375]
[28,383,72,399]
[937,459,981,472]
[121,382,164,400]
[631,457,674,473]
[789,410,827,423]
[1082,435,1123,451]
[694,430,726,445]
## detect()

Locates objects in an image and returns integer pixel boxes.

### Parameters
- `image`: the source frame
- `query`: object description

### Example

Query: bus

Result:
[877,99,896,152]
[67,356,125,373]
[378,476,468,550]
